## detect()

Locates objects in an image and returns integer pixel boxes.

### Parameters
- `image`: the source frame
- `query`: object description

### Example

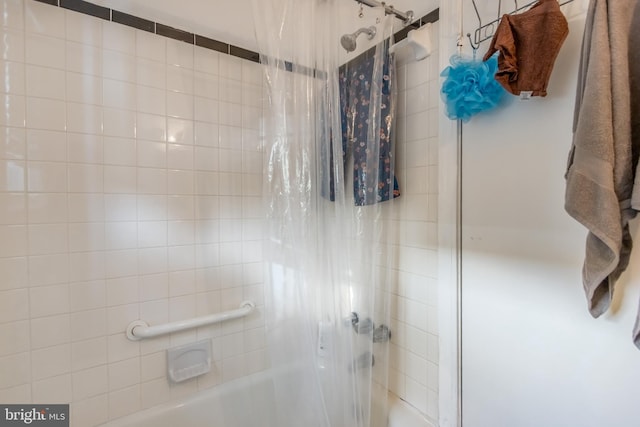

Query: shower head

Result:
[340,25,377,52]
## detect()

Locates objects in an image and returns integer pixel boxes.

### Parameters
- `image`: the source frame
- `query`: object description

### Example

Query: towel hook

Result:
[466,33,479,52]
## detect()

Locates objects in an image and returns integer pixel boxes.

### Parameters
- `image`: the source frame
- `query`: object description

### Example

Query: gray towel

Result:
[565,0,640,348]
[630,3,640,349]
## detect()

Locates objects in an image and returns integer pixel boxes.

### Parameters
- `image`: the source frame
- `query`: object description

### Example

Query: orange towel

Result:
[483,0,569,97]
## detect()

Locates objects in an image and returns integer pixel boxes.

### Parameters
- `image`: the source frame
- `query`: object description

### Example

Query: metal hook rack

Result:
[467,0,574,50]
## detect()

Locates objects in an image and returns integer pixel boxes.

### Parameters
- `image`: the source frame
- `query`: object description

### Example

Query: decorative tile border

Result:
[156,23,194,44]
[112,10,154,32]
[33,0,262,63]
[33,0,438,67]
[60,0,109,19]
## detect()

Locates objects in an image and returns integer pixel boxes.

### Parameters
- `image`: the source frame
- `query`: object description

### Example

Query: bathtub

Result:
[387,393,435,427]
[99,370,435,427]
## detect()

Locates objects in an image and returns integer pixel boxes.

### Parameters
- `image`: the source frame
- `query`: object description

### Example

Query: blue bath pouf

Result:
[440,53,506,122]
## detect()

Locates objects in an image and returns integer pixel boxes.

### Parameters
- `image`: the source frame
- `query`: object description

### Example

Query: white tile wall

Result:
[388,21,440,421]
[1,0,441,424]
[0,0,267,424]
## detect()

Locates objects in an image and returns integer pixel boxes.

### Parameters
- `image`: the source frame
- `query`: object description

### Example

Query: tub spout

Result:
[349,351,375,372]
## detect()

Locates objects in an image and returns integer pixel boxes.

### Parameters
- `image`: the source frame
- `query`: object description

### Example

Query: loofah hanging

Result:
[440,53,506,122]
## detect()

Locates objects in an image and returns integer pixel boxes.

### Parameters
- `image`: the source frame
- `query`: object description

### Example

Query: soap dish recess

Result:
[167,339,212,383]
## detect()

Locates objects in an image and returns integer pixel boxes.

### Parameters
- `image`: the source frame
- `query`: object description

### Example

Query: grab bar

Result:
[126,300,256,341]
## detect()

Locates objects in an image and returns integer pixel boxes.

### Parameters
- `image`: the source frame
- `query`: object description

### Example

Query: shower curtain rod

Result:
[355,0,415,25]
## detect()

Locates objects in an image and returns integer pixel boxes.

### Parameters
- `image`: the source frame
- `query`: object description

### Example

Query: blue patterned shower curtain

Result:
[326,41,399,206]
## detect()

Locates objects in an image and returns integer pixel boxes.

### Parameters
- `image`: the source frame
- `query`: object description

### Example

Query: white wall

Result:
[389,23,440,421]
[460,1,640,426]
[0,1,267,425]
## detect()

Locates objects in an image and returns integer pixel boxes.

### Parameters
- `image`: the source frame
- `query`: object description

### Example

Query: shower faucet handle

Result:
[373,324,391,343]
[351,312,374,335]
[350,312,391,342]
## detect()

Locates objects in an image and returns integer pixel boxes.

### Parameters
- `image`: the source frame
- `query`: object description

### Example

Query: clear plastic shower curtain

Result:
[251,2,397,426]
